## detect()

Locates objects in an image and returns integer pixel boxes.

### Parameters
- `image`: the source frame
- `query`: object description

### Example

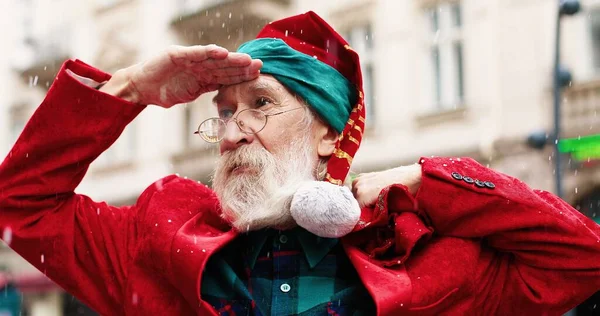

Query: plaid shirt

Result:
[201,227,375,315]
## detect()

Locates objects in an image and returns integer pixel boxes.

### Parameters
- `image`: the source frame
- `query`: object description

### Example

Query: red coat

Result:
[1,60,599,315]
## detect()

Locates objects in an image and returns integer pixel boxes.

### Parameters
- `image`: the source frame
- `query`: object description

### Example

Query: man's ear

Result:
[316,122,338,157]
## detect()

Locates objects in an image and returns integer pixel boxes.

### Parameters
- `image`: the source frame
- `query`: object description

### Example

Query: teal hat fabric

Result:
[237,38,357,134]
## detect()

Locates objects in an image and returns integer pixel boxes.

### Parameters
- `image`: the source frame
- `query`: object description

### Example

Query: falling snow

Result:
[2,227,12,245]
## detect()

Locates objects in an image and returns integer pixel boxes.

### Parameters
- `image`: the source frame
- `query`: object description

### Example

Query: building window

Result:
[344,24,375,125]
[96,125,136,167]
[183,95,217,150]
[424,2,465,111]
[591,9,600,73]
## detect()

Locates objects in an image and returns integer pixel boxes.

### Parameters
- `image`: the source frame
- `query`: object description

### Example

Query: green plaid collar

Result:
[244,227,339,269]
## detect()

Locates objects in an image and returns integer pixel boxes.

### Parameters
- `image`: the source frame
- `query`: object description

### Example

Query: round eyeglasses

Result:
[194,107,304,143]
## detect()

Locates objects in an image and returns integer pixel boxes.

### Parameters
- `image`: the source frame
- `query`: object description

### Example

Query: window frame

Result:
[95,121,137,168]
[590,7,600,75]
[343,23,376,127]
[422,1,466,112]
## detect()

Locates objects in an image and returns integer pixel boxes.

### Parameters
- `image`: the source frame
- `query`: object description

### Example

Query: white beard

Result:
[212,134,317,232]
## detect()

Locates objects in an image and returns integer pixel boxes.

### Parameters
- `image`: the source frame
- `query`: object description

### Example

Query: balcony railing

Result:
[14,28,72,89]
[171,0,291,50]
[563,79,600,138]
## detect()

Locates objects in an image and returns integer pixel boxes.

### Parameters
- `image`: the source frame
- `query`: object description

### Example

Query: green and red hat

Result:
[238,11,366,185]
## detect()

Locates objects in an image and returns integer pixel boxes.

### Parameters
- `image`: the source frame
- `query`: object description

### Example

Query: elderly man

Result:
[1,11,599,316]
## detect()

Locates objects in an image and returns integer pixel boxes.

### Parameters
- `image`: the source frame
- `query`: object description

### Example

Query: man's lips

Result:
[231,165,248,174]
[230,164,255,175]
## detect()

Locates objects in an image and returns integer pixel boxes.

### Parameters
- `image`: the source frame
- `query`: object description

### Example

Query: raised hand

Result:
[101,44,262,107]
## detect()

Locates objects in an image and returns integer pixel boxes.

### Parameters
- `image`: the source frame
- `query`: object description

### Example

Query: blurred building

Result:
[0,0,599,314]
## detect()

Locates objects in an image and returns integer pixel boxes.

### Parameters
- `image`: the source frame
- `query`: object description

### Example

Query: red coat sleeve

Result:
[0,60,148,314]
[412,156,600,314]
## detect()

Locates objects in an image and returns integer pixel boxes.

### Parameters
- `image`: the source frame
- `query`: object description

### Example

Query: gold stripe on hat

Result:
[345,118,363,134]
[333,148,353,164]
[358,116,365,123]
[358,103,363,111]
[344,45,354,51]
[325,173,343,185]
[359,91,364,99]
[348,135,360,145]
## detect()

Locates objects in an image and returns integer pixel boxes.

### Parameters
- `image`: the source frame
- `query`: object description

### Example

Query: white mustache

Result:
[219,145,273,174]
[212,137,316,232]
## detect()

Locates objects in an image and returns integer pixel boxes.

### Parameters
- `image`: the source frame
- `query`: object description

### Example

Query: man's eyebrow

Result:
[212,81,280,106]
[247,81,279,96]
[212,93,223,105]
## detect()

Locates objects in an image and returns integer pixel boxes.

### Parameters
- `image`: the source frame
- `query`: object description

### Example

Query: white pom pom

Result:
[290,181,361,238]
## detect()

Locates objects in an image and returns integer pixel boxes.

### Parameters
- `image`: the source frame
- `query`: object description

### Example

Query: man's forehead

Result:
[213,75,287,103]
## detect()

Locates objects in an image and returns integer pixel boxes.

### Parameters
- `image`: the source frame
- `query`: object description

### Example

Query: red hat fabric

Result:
[256,11,366,185]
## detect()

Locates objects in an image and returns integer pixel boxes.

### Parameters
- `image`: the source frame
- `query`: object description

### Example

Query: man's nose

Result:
[219,120,254,154]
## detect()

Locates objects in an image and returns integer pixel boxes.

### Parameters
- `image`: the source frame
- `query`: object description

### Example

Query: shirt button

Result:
[451,172,463,180]
[279,235,288,244]
[484,181,496,189]
[280,283,291,293]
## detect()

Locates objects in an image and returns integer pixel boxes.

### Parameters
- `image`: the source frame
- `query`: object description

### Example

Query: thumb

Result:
[357,187,378,209]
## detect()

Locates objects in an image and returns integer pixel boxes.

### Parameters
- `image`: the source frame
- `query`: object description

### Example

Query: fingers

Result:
[352,175,361,189]
[194,52,255,69]
[214,72,259,85]
[191,52,261,86]
[169,45,257,72]
[356,188,376,208]
[351,177,368,208]
[210,60,262,85]
[352,174,383,208]
[173,44,229,63]
[210,60,262,77]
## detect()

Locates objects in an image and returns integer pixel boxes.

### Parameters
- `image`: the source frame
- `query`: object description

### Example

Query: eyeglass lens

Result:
[197,109,268,143]
[197,119,225,143]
